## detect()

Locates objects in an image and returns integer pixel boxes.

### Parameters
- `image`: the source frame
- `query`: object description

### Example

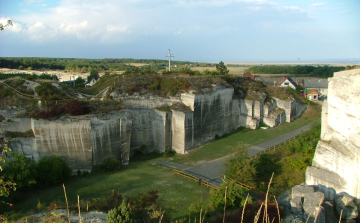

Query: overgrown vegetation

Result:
[224,124,321,195]
[92,156,122,173]
[3,130,35,138]
[0,153,72,208]
[0,72,58,81]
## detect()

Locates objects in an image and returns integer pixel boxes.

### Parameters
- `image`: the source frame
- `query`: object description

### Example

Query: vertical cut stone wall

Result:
[306,69,360,199]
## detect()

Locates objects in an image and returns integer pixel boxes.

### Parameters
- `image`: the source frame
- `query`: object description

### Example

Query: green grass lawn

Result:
[172,104,321,166]
[10,162,210,220]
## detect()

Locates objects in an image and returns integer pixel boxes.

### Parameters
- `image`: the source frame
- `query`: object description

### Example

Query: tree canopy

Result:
[216,61,229,75]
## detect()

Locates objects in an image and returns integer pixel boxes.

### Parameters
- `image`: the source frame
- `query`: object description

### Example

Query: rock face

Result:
[278,184,359,223]
[305,69,360,199]
[3,85,306,170]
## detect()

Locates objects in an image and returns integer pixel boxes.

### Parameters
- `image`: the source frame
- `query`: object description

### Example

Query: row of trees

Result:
[246,65,346,78]
[0,58,215,73]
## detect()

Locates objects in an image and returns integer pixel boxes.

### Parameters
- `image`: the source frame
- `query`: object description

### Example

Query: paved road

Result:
[153,123,313,186]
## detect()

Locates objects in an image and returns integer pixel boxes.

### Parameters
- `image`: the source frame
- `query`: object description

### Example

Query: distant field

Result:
[127,63,148,67]
[190,66,248,75]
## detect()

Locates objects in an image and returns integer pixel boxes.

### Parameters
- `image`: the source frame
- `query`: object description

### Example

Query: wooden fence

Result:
[1,82,36,99]
[172,169,219,190]
[249,136,298,160]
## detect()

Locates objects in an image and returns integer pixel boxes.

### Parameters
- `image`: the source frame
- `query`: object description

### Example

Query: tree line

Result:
[0,57,215,73]
[246,65,348,78]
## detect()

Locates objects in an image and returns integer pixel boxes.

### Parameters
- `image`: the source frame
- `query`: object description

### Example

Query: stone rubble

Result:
[278,184,359,223]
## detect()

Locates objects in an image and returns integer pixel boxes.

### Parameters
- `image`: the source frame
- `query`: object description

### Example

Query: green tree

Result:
[36,156,72,187]
[1,152,36,190]
[224,147,256,187]
[209,182,244,209]
[216,61,229,75]
[0,139,16,197]
[87,69,99,82]
[75,77,86,88]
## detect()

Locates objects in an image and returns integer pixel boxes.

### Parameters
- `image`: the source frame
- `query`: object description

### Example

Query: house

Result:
[277,77,297,89]
[243,72,256,80]
[303,78,328,96]
[85,77,99,87]
[307,90,320,101]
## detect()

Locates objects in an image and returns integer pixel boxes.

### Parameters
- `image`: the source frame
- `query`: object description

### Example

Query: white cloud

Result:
[310,2,327,7]
[106,25,129,33]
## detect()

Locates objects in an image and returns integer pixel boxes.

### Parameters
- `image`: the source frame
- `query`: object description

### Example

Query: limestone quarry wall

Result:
[32,119,94,171]
[91,116,131,165]
[125,109,171,154]
[273,97,307,122]
[173,89,245,153]
[306,69,360,199]
[3,86,307,169]
[0,118,32,133]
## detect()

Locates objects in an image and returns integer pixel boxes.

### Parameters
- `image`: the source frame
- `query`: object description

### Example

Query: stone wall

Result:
[306,69,360,199]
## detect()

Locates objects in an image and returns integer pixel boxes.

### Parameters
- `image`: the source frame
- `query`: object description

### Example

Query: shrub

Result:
[209,182,244,209]
[33,104,65,120]
[92,156,121,173]
[106,200,133,223]
[36,156,72,187]
[1,152,37,190]
[163,148,176,157]
[65,100,90,116]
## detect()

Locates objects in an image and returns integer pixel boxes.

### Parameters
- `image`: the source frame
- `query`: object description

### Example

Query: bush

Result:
[92,156,121,173]
[1,152,37,190]
[209,182,244,209]
[163,148,176,157]
[106,200,133,223]
[65,100,90,116]
[32,104,65,120]
[36,156,72,187]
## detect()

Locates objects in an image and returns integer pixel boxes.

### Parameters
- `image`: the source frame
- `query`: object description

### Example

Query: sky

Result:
[0,0,359,62]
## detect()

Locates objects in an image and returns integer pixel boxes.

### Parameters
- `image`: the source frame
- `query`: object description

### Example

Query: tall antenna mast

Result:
[165,49,174,71]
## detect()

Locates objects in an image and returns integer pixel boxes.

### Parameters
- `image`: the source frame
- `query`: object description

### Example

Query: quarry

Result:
[0,76,307,171]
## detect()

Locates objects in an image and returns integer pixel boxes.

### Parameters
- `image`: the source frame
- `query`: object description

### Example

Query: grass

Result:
[9,161,210,221]
[79,75,120,95]
[190,66,248,76]
[172,103,321,166]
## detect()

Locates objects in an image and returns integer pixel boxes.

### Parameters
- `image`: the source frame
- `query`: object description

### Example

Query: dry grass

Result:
[189,66,248,75]
[127,63,149,67]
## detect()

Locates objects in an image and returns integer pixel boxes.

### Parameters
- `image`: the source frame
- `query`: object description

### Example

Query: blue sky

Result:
[0,0,359,62]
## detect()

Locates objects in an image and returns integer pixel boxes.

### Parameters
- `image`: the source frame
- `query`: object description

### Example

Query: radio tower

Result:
[165,49,174,71]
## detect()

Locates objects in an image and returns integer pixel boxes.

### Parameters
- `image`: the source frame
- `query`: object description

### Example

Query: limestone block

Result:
[305,167,346,200]
[310,141,353,181]
[335,195,358,220]
[277,190,291,215]
[253,99,264,119]
[8,137,37,160]
[240,99,253,116]
[171,110,186,154]
[263,99,277,116]
[292,184,315,199]
[303,192,325,223]
[291,196,304,217]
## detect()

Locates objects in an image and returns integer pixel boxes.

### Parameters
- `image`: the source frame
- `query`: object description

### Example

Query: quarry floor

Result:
[153,123,312,186]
